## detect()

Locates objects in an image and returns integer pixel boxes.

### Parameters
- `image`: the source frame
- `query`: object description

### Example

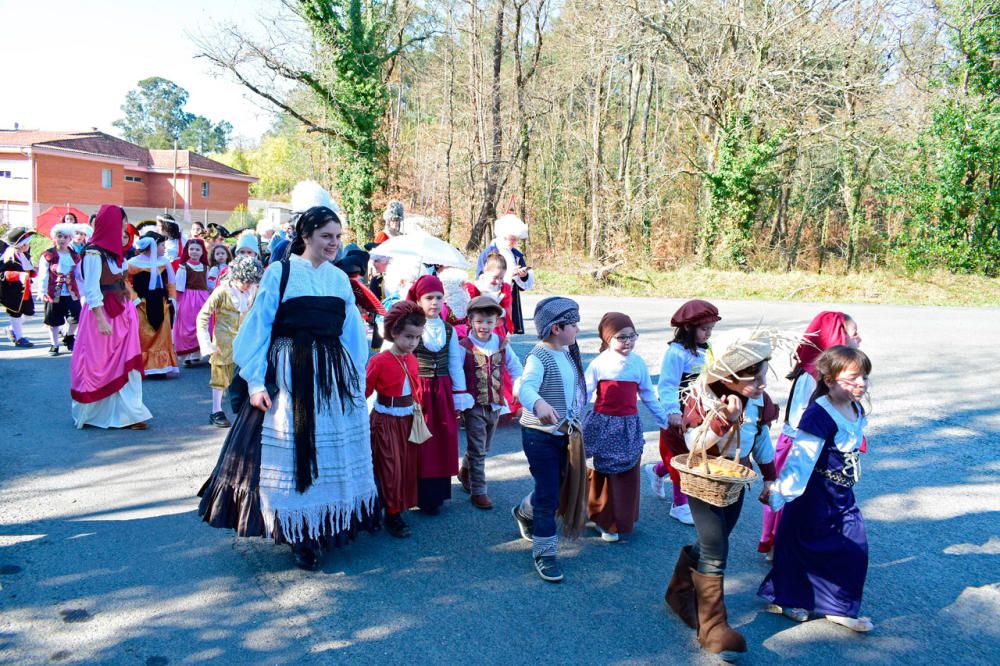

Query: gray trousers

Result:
[462,404,500,495]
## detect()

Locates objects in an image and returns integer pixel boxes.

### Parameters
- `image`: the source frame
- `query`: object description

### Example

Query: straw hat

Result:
[702,327,801,382]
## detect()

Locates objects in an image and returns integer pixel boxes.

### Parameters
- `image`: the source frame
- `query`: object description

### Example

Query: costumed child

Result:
[466,251,515,335]
[70,205,152,429]
[157,215,183,264]
[758,346,874,633]
[38,222,85,356]
[512,297,588,583]
[663,328,792,660]
[582,312,669,543]
[405,274,473,513]
[127,231,179,377]
[196,254,263,428]
[207,243,232,290]
[456,296,524,510]
[1,227,37,348]
[475,214,534,334]
[365,300,427,537]
[235,231,261,259]
[174,238,211,366]
[758,311,862,556]
[644,299,721,525]
[198,204,380,571]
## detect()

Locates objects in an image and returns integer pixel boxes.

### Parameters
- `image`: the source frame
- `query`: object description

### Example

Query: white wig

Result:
[439,267,471,320]
[291,180,348,227]
[494,213,528,240]
[50,223,78,240]
[382,255,423,299]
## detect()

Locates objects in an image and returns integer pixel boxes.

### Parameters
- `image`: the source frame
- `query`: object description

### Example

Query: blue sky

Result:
[0,0,280,142]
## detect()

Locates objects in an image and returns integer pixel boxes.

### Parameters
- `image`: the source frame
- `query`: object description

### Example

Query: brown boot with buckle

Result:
[692,570,747,659]
[470,494,493,510]
[665,546,699,629]
[458,466,471,494]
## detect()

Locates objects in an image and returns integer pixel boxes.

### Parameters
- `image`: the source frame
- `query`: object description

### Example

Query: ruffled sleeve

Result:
[448,327,473,410]
[234,262,281,395]
[81,251,105,308]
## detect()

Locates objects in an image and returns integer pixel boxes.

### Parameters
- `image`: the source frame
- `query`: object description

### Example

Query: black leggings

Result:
[688,490,746,576]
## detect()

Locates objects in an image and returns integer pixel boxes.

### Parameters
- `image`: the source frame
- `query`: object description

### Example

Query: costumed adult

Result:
[374,200,404,245]
[70,205,152,429]
[269,181,348,265]
[1,227,37,347]
[198,204,380,571]
[127,230,179,377]
[475,214,534,334]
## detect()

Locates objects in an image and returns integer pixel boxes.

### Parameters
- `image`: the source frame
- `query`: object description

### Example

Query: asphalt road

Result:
[1,294,998,665]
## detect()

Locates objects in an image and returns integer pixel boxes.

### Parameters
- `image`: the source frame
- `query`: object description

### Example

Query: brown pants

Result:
[462,404,500,495]
[587,462,642,535]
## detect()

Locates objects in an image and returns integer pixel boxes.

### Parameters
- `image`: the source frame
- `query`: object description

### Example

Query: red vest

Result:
[460,336,507,406]
[42,248,80,300]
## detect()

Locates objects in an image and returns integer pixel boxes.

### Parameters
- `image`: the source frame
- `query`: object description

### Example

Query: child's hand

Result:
[250,390,272,412]
[758,486,771,506]
[720,394,742,422]
[533,399,560,425]
[668,413,683,429]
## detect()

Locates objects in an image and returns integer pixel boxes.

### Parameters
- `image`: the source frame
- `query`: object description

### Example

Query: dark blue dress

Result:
[758,398,868,617]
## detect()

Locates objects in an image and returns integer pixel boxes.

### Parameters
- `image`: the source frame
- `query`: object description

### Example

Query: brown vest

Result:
[42,248,80,300]
[414,324,453,378]
[183,264,209,291]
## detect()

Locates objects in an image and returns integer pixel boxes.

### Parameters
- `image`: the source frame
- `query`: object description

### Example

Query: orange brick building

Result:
[0,129,256,230]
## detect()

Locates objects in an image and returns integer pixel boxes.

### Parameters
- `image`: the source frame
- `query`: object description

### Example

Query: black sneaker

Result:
[533,555,564,583]
[209,411,231,428]
[62,334,75,351]
[512,506,532,541]
[48,345,60,356]
[385,512,411,538]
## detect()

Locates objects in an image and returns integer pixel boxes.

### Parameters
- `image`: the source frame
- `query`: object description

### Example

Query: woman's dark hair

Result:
[289,206,341,256]
[810,346,872,403]
[160,220,181,240]
[672,325,701,354]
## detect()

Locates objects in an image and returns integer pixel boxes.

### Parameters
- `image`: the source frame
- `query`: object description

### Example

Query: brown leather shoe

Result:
[470,494,493,510]
[458,466,471,494]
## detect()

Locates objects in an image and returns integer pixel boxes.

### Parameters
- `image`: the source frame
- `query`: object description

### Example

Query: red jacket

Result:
[366,350,423,403]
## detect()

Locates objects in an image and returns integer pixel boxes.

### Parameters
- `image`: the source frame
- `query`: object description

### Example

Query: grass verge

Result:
[533,266,1000,307]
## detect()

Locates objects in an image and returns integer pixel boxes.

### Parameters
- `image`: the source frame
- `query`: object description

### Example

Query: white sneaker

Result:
[600,530,620,543]
[643,463,667,500]
[669,503,694,525]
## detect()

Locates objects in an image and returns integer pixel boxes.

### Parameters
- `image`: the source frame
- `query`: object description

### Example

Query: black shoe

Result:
[385,512,411,538]
[533,555,564,583]
[291,543,318,571]
[512,506,533,541]
[209,411,231,428]
[62,334,75,351]
[48,345,60,356]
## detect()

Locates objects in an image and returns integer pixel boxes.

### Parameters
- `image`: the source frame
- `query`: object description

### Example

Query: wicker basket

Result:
[671,410,757,507]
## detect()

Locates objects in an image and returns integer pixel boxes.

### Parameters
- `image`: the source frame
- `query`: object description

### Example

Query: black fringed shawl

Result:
[268,295,361,493]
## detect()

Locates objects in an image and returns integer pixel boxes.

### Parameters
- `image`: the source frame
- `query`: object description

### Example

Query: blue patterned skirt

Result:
[582,411,645,475]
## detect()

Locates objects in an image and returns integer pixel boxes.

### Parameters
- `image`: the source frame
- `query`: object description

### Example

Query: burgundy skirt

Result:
[370,410,419,513]
[587,463,642,535]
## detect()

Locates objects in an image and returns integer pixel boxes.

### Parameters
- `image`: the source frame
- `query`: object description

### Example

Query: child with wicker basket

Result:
[582,312,669,543]
[757,311,862,556]
[643,299,721,525]
[664,328,793,660]
[758,345,874,633]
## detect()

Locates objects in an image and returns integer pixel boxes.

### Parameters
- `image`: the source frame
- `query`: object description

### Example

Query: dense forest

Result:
[205,0,999,276]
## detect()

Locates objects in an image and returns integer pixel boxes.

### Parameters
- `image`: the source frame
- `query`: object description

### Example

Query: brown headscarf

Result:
[598,312,636,351]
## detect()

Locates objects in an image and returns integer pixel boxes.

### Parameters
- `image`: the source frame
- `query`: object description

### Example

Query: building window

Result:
[0,170,11,178]
[101,168,112,189]
[201,181,209,198]
[125,175,143,183]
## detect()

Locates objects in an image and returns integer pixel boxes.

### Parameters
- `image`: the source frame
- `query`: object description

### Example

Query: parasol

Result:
[373,230,471,269]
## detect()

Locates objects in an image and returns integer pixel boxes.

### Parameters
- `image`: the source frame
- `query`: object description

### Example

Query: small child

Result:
[234,231,260,259]
[174,239,211,366]
[512,297,588,583]
[759,345,874,633]
[583,313,669,543]
[457,296,524,510]
[38,222,85,356]
[465,251,515,335]
[365,301,427,538]
[207,243,232,290]
[758,311,862,555]
[197,255,263,427]
[663,328,784,659]
[1,227,37,348]
[644,299,721,525]
[128,232,178,377]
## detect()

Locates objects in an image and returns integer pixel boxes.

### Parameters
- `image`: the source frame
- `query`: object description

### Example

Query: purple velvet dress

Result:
[758,399,868,617]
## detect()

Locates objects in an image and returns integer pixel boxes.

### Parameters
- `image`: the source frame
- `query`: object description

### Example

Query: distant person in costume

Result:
[374,200,404,244]
[156,215,183,262]
[475,214,534,334]
[38,222,87,355]
[207,243,232,290]
[1,227,37,347]
[127,231,179,377]
[174,238,211,366]
[70,205,152,430]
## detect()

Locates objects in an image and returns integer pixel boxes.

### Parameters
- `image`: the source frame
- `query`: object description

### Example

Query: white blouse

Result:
[467,332,524,410]
[657,342,707,416]
[781,372,818,439]
[420,317,473,410]
[584,350,669,428]
[80,251,124,309]
[770,396,867,510]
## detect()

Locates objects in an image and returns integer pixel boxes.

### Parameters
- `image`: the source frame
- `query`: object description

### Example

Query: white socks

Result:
[212,389,224,413]
[9,317,23,339]
[47,327,60,346]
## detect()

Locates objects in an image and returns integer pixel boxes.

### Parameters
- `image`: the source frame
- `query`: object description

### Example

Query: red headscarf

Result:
[180,238,208,266]
[795,311,850,379]
[406,274,445,302]
[90,205,127,261]
[598,311,635,352]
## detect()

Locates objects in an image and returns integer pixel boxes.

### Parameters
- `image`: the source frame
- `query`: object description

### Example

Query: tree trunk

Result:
[588,63,608,261]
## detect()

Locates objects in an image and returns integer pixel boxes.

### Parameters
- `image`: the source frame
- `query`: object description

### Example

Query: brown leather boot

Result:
[665,546,699,629]
[692,570,747,658]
